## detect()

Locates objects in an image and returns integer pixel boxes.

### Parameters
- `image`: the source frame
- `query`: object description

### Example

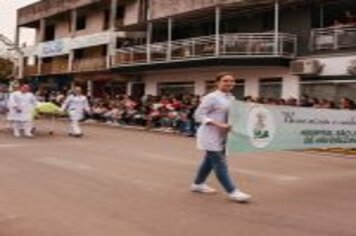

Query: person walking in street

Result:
[191,72,251,203]
[61,86,91,137]
[7,84,38,138]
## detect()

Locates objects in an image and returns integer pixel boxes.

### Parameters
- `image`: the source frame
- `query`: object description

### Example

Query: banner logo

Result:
[247,105,275,148]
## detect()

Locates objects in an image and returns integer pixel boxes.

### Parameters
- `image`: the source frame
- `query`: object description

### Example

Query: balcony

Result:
[41,61,68,75]
[311,25,356,51]
[114,33,297,66]
[73,57,107,72]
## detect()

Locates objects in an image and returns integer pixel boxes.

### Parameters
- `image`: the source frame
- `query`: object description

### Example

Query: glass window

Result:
[158,82,194,96]
[76,15,87,31]
[301,80,356,102]
[259,78,282,99]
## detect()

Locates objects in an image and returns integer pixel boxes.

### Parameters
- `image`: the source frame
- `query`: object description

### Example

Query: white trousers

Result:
[12,121,33,137]
[69,120,82,135]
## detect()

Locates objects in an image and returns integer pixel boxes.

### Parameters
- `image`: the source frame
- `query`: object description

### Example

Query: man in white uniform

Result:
[7,84,38,138]
[61,86,90,137]
[191,72,251,203]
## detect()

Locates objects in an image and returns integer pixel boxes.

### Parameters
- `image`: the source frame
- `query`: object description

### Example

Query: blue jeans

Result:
[194,151,237,194]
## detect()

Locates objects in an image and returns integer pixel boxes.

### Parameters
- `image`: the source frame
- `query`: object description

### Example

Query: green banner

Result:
[227,100,356,153]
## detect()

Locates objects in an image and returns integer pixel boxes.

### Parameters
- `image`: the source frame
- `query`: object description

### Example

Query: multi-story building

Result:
[17,0,356,102]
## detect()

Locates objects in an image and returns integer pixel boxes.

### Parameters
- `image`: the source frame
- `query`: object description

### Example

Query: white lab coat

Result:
[195,90,234,152]
[62,95,90,121]
[7,91,38,122]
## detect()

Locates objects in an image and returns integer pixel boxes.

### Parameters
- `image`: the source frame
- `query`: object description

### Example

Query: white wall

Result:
[142,66,297,98]
[300,55,356,76]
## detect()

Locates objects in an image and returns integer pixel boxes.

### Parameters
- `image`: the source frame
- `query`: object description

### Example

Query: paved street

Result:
[0,120,355,236]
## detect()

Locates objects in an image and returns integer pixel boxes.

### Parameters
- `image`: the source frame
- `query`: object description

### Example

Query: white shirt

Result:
[195,90,234,152]
[62,95,90,121]
[7,91,38,122]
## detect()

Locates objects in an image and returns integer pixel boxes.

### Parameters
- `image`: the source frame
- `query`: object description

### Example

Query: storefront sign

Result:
[227,100,356,153]
[40,39,70,58]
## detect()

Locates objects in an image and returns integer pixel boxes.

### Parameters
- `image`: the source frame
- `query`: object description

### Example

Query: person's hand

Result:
[212,122,231,131]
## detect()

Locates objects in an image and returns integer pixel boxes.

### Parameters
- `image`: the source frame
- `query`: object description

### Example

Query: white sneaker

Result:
[228,190,251,203]
[191,184,217,194]
[24,134,35,138]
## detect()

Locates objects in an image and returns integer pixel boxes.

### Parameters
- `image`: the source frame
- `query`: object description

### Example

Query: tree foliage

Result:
[0,58,13,80]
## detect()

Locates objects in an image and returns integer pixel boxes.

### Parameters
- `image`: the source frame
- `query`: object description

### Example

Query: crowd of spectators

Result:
[31,88,356,136]
[78,94,356,136]
[87,94,200,136]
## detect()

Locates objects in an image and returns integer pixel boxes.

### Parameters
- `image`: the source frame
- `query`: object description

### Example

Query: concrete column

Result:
[70,9,77,37]
[37,57,43,75]
[68,50,74,72]
[145,80,157,96]
[282,75,300,99]
[147,22,152,63]
[87,79,93,97]
[167,18,173,61]
[110,0,118,31]
[107,0,118,68]
[39,18,46,42]
[18,55,24,79]
[274,0,280,55]
[215,6,221,56]
[194,79,206,96]
[245,77,259,98]
[127,81,133,96]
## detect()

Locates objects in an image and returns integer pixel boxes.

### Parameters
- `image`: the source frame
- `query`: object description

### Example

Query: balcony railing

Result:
[115,33,297,66]
[311,25,356,51]
[73,57,107,72]
[41,61,68,75]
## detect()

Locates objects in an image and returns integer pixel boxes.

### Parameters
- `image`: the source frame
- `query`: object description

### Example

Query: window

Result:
[301,77,356,102]
[74,49,84,60]
[103,9,110,30]
[158,82,194,96]
[117,6,124,19]
[102,45,108,56]
[44,24,55,41]
[76,15,87,31]
[259,78,282,99]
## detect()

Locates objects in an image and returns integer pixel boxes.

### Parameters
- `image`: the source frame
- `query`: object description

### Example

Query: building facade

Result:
[17,0,356,101]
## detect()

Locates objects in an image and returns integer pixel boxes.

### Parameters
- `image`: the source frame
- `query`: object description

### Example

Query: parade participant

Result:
[61,86,91,137]
[191,72,251,203]
[0,85,8,114]
[7,84,38,138]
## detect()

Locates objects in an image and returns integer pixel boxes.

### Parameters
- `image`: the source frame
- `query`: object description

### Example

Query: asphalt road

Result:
[0,120,355,236]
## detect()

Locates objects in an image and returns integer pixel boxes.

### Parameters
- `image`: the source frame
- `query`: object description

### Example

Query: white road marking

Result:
[139,152,301,182]
[36,157,93,172]
[0,144,29,148]
[34,157,175,191]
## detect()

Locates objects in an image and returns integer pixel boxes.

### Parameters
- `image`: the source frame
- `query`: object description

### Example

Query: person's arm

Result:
[61,96,71,112]
[194,95,230,130]
[84,97,91,114]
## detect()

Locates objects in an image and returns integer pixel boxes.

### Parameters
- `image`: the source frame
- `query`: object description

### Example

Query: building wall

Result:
[141,67,299,99]
[123,2,140,26]
[74,9,106,37]
[150,0,243,20]
[55,17,71,39]
[18,0,102,25]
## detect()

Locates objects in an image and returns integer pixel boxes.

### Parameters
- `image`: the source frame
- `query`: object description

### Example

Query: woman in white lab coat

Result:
[61,86,91,137]
[191,72,251,203]
[7,84,38,138]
